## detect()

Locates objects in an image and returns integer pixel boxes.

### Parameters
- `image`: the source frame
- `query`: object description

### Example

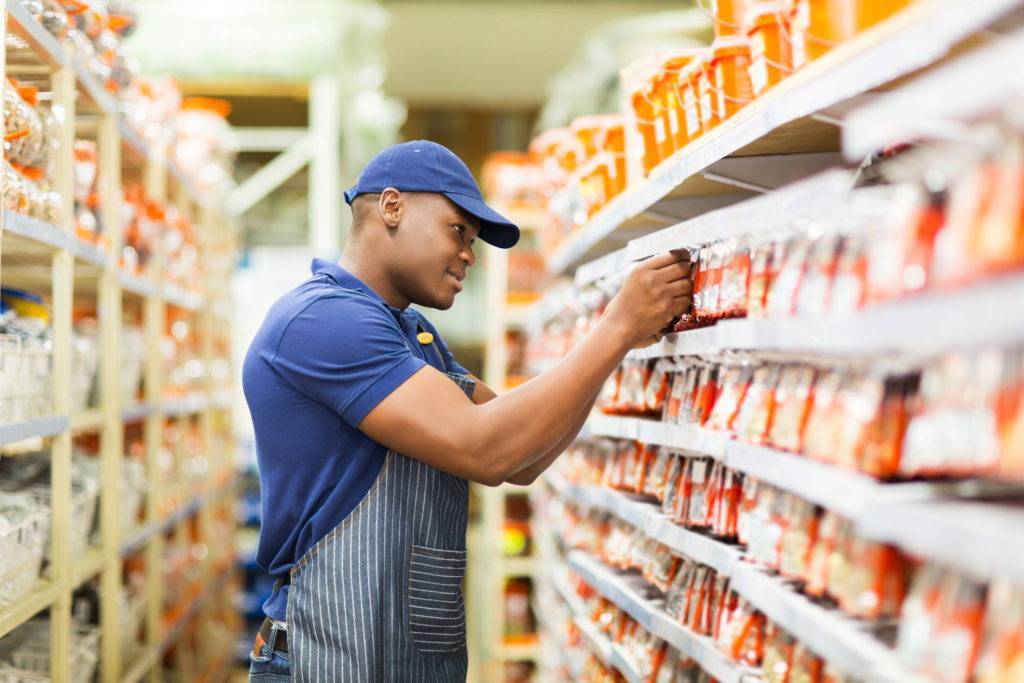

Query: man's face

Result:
[389,193,480,310]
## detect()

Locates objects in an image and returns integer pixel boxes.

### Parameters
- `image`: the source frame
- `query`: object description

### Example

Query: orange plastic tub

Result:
[746,1,793,95]
[710,0,756,37]
[798,0,857,61]
[855,0,912,32]
[602,120,628,197]
[680,55,708,142]
[710,36,755,122]
[659,50,703,156]
[650,68,677,162]
[698,56,721,132]
[628,78,662,175]
[788,0,809,68]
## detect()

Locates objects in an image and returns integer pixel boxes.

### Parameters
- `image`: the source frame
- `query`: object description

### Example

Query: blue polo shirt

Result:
[241,258,470,621]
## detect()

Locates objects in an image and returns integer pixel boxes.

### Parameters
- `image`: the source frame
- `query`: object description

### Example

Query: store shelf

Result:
[856,499,1024,585]
[843,24,1024,160]
[0,579,58,639]
[0,415,69,447]
[4,0,68,68]
[547,473,740,576]
[574,617,645,683]
[164,284,204,312]
[729,562,921,683]
[2,210,69,256]
[70,408,104,433]
[568,551,749,683]
[74,58,119,114]
[585,414,953,520]
[71,545,106,588]
[118,270,159,299]
[122,402,153,423]
[628,275,1024,360]
[120,495,204,557]
[545,0,1023,275]
[574,248,631,289]
[163,393,210,417]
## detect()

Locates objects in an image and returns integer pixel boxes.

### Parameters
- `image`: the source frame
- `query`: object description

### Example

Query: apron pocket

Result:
[408,545,467,654]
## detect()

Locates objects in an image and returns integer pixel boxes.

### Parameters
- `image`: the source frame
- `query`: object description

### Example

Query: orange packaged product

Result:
[832,372,888,471]
[746,2,794,95]
[803,370,846,463]
[628,76,663,176]
[599,366,623,414]
[692,365,719,426]
[710,36,756,122]
[796,233,842,317]
[931,158,990,289]
[855,0,912,32]
[769,365,816,453]
[657,51,703,159]
[602,120,629,198]
[734,365,781,445]
[837,538,908,620]
[698,56,722,132]
[644,361,672,416]
[665,370,686,423]
[766,235,811,318]
[804,511,844,597]
[778,495,820,581]
[974,135,1024,274]
[860,375,915,479]
[975,580,1024,683]
[795,0,857,62]
[707,365,753,432]
[999,348,1024,480]
[719,237,752,318]
[830,231,869,314]
[681,57,709,143]
[899,189,947,297]
[746,240,777,318]
[708,0,757,37]
[762,623,796,683]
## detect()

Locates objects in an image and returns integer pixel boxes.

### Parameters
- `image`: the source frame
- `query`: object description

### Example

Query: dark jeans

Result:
[249,623,291,682]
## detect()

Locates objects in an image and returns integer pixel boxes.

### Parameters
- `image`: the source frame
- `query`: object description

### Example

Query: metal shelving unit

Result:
[0,4,238,681]
[530,3,1024,682]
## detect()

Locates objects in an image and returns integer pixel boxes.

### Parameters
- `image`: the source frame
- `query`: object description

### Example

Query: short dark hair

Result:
[349,193,380,234]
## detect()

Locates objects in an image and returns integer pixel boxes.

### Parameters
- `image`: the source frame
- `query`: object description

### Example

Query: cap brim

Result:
[343,186,358,205]
[443,192,520,249]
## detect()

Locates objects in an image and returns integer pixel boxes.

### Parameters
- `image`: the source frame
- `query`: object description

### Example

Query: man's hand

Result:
[603,251,692,348]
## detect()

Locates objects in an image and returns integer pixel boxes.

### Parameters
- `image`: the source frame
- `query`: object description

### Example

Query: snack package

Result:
[719,237,752,318]
[706,366,752,432]
[762,622,796,683]
[778,495,820,581]
[830,231,869,315]
[796,232,842,317]
[734,365,781,445]
[769,365,816,453]
[692,365,719,426]
[766,235,810,318]
[975,580,1024,683]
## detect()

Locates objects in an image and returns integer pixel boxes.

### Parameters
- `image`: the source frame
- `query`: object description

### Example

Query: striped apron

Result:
[286,371,477,682]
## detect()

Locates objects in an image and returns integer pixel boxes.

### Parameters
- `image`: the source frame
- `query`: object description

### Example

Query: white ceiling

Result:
[381,1,690,108]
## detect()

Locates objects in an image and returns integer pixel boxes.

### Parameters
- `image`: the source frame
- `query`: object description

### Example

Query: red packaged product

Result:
[747,239,784,318]
[762,622,796,683]
[778,495,819,581]
[796,232,842,317]
[975,580,1024,683]
[644,362,672,416]
[769,365,816,453]
[899,189,947,296]
[803,370,846,464]
[830,231,869,315]
[766,235,811,318]
[692,365,719,426]
[719,237,752,318]
[706,365,753,432]
[734,365,781,445]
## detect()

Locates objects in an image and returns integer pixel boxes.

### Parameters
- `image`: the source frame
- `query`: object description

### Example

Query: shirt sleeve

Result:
[271,295,426,427]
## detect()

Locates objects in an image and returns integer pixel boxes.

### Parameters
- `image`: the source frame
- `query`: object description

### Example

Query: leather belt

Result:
[254,616,288,656]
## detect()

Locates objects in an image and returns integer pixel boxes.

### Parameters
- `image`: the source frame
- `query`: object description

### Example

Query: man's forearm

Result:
[466,314,632,482]
[505,391,599,485]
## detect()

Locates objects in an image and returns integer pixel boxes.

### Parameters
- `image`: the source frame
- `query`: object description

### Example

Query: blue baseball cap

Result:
[343,140,520,249]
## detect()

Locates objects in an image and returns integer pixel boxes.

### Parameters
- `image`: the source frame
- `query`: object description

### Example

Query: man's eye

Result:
[452,224,465,235]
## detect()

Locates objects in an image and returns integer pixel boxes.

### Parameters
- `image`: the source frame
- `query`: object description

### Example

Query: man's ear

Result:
[379,188,403,228]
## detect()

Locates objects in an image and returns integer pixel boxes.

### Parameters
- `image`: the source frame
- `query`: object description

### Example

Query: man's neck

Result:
[338,251,410,310]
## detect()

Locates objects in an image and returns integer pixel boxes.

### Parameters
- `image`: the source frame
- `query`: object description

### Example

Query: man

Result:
[243,140,691,682]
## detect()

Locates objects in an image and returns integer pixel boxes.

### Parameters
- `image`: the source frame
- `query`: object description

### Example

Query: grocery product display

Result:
[512,2,1024,682]
[1,2,239,681]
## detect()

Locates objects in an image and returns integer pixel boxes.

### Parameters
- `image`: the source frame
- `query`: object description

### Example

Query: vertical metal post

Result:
[308,73,342,254]
[49,47,77,683]
[98,112,124,683]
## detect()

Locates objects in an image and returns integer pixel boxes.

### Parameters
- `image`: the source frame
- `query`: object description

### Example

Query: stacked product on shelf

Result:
[1,2,241,681]
[521,2,1024,682]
